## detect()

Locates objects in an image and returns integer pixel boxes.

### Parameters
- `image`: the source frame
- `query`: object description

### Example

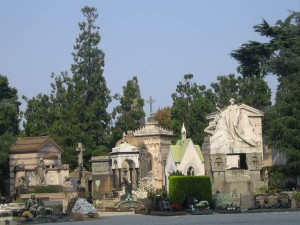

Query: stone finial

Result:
[181,123,186,140]
[122,132,126,143]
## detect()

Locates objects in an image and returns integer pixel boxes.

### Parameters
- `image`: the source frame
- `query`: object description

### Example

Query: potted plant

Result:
[195,200,210,210]
[292,191,300,208]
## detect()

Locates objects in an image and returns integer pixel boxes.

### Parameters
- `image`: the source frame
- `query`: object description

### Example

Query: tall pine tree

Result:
[23,6,111,170]
[112,76,145,144]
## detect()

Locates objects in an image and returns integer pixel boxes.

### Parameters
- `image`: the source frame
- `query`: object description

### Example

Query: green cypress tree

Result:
[112,76,145,144]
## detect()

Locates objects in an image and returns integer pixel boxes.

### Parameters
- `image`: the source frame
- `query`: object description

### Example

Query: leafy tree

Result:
[0,74,20,195]
[58,6,112,167]
[23,6,111,170]
[248,12,300,177]
[23,94,53,136]
[209,74,240,108]
[154,107,171,130]
[171,74,214,145]
[112,76,145,144]
[0,75,20,135]
[230,33,273,111]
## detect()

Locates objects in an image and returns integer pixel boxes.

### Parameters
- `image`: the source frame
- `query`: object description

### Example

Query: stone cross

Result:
[146,96,156,115]
[76,143,85,167]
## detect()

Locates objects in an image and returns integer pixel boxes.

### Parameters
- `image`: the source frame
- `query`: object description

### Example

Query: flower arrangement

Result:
[195,200,209,210]
[22,211,33,218]
[170,203,180,211]
[88,212,96,217]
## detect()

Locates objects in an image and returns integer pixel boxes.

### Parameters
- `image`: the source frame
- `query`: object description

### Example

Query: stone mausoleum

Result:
[202,99,272,205]
[9,136,70,195]
[90,115,173,197]
[165,123,205,189]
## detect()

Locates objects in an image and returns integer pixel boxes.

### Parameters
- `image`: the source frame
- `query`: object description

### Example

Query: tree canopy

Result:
[0,74,20,195]
[170,74,214,145]
[23,6,111,170]
[260,12,300,175]
[111,76,145,144]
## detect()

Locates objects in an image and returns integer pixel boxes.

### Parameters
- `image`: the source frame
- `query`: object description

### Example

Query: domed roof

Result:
[115,131,145,147]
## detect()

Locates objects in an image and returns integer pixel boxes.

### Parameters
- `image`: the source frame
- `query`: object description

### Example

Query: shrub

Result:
[212,194,232,209]
[169,176,212,208]
[292,191,300,200]
[35,185,61,193]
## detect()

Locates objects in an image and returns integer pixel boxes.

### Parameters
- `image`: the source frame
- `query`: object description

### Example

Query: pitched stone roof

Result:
[169,138,204,163]
[206,103,264,120]
[10,136,64,154]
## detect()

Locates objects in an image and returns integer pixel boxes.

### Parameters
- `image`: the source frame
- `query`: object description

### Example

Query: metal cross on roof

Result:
[146,96,156,115]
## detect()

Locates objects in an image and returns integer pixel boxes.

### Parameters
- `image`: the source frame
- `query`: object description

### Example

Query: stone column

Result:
[129,168,133,190]
[135,168,139,188]
[112,169,116,189]
[118,169,122,190]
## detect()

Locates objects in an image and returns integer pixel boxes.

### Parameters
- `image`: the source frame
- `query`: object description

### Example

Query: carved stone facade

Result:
[9,136,70,195]
[203,100,269,206]
[134,116,173,189]
[90,116,173,195]
[91,117,173,198]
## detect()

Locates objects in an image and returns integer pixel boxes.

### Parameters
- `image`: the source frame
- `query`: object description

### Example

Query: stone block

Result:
[210,154,226,171]
[247,153,262,171]
[255,195,266,208]
[225,170,250,182]
[42,201,63,215]
[267,195,278,207]
[278,194,289,207]
[240,193,254,210]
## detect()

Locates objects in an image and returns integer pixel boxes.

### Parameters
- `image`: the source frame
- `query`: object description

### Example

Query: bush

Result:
[169,176,212,208]
[35,185,61,193]
[212,194,232,209]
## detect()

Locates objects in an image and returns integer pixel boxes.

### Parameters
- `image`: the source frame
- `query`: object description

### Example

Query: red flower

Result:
[171,203,180,210]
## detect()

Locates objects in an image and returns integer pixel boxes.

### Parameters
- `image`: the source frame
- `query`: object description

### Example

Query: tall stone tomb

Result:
[202,99,271,205]
[90,115,173,197]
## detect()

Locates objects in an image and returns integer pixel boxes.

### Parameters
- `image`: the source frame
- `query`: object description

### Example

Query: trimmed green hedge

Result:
[169,176,212,208]
[35,185,62,193]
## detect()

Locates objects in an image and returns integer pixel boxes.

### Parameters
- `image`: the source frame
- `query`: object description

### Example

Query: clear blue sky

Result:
[1,0,299,115]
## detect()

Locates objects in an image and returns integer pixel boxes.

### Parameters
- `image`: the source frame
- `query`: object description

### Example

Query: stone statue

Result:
[36,158,46,184]
[224,98,258,146]
[121,177,132,201]
[204,107,222,135]
[205,98,258,153]
[26,193,39,215]
[26,193,46,217]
